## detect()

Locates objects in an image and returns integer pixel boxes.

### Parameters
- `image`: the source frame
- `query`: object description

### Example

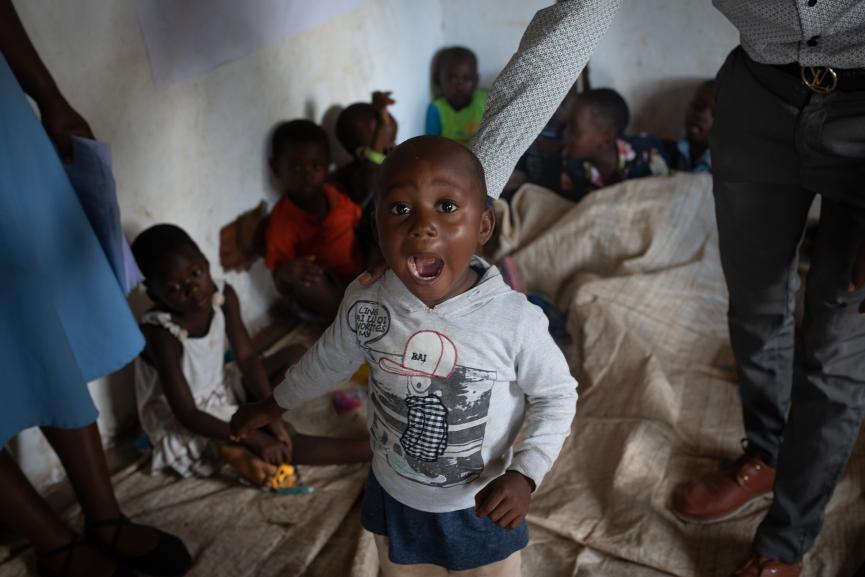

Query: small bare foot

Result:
[219,444,277,486]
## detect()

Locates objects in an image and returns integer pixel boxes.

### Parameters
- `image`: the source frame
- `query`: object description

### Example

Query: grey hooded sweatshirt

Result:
[273,258,577,513]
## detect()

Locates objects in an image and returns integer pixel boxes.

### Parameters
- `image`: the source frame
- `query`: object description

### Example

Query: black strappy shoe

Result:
[36,535,136,577]
[84,516,192,577]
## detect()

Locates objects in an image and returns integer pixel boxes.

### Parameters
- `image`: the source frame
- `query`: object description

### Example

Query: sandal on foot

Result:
[36,535,136,577]
[85,516,192,577]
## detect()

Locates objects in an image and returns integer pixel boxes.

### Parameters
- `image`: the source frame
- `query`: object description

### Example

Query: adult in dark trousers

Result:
[0,2,192,576]
[463,1,865,575]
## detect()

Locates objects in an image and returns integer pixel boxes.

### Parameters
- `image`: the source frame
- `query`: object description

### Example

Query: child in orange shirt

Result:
[266,120,364,320]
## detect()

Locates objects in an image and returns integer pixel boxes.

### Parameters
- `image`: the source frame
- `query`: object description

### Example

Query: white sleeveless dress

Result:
[135,282,245,477]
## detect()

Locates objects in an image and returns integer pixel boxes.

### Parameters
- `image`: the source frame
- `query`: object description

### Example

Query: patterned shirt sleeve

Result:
[469,0,623,198]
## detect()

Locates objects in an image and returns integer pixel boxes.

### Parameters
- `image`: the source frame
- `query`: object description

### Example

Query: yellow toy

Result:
[270,464,297,489]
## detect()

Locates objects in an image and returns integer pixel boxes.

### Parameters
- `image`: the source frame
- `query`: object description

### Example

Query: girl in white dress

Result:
[132,224,370,486]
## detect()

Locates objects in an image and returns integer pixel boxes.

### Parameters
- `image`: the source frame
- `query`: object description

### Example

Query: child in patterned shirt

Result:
[561,88,669,202]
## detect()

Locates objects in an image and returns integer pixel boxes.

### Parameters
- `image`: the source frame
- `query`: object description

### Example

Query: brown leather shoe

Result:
[730,552,801,577]
[673,453,775,523]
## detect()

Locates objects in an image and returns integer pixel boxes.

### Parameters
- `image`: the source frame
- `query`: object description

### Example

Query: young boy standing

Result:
[231,136,577,575]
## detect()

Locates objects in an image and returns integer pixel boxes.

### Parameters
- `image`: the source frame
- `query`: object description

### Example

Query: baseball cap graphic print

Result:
[379,331,457,379]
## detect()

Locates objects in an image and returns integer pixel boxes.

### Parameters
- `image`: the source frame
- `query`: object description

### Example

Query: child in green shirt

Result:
[425,46,488,145]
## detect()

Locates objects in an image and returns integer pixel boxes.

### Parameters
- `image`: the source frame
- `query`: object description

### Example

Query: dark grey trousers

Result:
[712,47,865,563]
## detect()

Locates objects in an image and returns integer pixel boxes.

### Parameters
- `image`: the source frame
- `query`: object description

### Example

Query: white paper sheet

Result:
[134,0,360,88]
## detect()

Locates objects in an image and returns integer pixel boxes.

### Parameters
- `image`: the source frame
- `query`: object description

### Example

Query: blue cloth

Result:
[361,470,528,571]
[64,137,143,294]
[526,293,571,345]
[424,103,442,136]
[0,54,144,446]
[673,137,712,173]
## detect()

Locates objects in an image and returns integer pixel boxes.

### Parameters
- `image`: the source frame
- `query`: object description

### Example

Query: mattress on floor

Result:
[2,173,862,577]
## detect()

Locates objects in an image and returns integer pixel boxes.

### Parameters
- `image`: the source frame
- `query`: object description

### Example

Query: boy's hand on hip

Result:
[230,397,282,440]
[474,470,534,529]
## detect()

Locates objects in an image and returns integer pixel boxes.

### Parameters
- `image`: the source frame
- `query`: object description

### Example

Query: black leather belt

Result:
[773,62,865,94]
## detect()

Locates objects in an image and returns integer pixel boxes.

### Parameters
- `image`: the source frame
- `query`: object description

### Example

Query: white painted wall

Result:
[442,0,737,140]
[10,0,739,492]
[589,0,738,138]
[440,0,549,90]
[11,0,446,491]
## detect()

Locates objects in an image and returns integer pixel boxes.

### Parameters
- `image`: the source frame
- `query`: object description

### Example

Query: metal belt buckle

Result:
[800,66,838,94]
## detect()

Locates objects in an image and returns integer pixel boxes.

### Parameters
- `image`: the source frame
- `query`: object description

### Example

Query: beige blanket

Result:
[2,173,862,576]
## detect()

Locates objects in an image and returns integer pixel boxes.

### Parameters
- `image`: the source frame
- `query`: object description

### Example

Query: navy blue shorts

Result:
[361,470,529,571]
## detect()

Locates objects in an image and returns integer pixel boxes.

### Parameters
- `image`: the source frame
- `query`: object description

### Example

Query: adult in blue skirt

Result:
[0,2,191,576]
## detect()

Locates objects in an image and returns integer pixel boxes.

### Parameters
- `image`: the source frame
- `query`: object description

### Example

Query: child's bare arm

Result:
[371,91,395,121]
[221,284,291,445]
[370,91,395,153]
[230,396,283,440]
[0,0,92,160]
[222,284,273,399]
[144,325,290,464]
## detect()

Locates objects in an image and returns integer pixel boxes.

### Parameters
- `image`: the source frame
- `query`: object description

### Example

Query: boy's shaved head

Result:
[377,135,487,202]
[374,135,493,308]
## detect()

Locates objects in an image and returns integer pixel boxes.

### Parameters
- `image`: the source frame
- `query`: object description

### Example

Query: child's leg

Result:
[41,424,192,577]
[41,424,161,556]
[261,343,306,385]
[0,449,123,577]
[373,535,448,577]
[0,448,77,549]
[218,443,278,486]
[374,534,522,577]
[449,552,521,576]
[291,433,372,465]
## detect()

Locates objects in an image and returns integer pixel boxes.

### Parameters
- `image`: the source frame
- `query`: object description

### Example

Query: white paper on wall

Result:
[134,0,360,88]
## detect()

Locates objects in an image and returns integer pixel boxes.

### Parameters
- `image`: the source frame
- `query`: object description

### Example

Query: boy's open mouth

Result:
[407,255,444,283]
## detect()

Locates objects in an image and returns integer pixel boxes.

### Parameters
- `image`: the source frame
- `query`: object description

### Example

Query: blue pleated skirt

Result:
[0,54,143,446]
